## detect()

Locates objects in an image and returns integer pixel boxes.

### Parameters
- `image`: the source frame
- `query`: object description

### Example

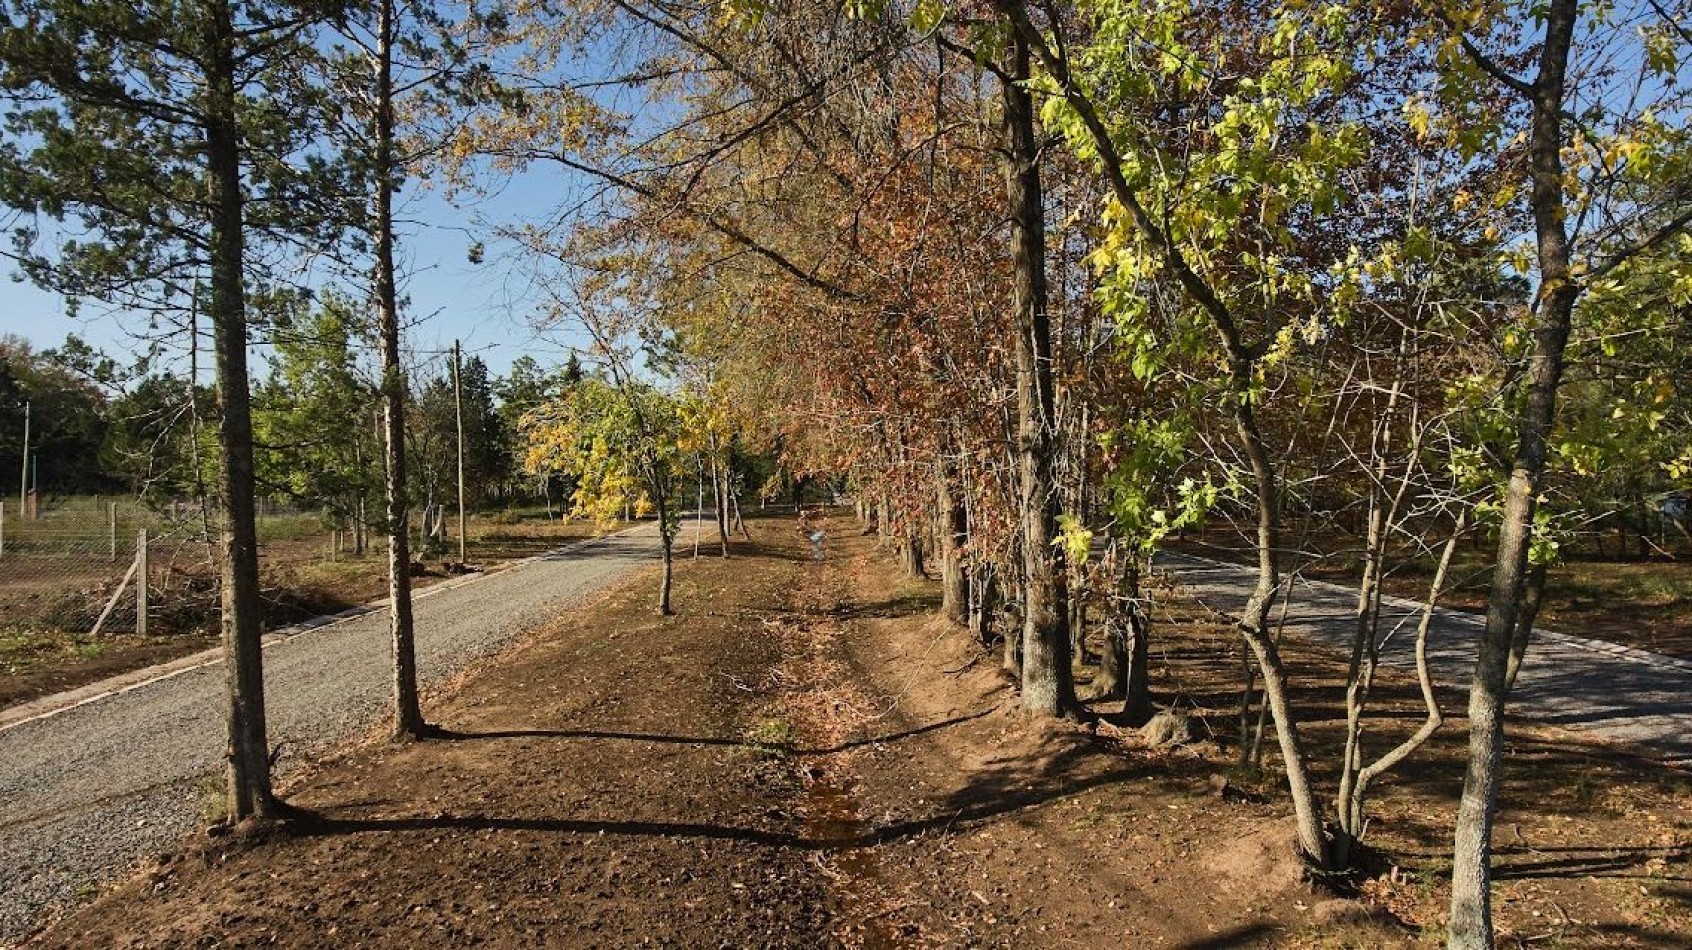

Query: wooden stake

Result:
[136,528,148,636]
[91,550,140,638]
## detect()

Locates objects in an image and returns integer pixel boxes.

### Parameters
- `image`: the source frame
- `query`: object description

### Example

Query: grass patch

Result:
[194,772,228,824]
[0,628,65,676]
[743,714,798,753]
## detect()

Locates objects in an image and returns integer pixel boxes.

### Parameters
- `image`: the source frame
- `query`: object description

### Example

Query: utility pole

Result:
[190,284,215,553]
[452,339,467,564]
[19,399,28,516]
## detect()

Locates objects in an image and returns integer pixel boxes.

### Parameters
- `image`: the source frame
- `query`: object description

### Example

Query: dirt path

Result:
[28,520,1341,949]
[767,532,1318,948]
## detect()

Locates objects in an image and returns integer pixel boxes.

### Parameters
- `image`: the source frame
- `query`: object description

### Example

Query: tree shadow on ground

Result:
[1575,924,1692,950]
[429,707,995,757]
[824,590,943,620]
[1172,923,1277,949]
[284,752,1159,854]
[1488,844,1692,881]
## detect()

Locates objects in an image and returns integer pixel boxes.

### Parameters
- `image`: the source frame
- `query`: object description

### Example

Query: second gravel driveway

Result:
[1158,551,1692,767]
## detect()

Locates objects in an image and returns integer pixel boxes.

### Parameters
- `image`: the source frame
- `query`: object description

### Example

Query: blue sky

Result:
[0,165,592,385]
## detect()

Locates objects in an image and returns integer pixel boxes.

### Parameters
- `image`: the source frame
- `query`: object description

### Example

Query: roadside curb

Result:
[0,523,652,734]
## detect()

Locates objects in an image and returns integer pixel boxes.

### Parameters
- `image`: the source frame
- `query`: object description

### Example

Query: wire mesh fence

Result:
[0,494,615,646]
[0,495,320,639]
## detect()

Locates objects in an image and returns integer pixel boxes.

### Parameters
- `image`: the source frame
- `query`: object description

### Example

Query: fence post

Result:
[137,528,148,637]
[109,501,118,561]
[1,499,5,558]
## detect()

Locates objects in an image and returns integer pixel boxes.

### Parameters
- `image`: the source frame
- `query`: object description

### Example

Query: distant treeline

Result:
[0,318,585,519]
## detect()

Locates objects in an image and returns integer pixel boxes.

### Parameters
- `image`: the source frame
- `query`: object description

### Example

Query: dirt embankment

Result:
[27,514,1689,948]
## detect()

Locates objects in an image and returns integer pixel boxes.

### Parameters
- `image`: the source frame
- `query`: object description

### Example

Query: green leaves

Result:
[0,0,355,314]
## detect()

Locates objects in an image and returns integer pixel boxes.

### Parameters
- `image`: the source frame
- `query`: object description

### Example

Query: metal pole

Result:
[110,501,118,561]
[452,340,467,564]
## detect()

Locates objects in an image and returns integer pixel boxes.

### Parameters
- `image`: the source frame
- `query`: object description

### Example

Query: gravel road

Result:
[1158,551,1692,767]
[0,524,658,942]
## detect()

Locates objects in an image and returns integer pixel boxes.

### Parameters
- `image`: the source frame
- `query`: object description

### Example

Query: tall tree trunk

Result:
[714,461,729,556]
[1124,568,1152,724]
[902,530,926,579]
[656,489,675,616]
[709,432,730,557]
[1101,552,1154,724]
[936,457,968,624]
[1227,353,1330,868]
[1093,543,1128,701]
[1002,538,1025,680]
[374,0,425,741]
[1001,20,1075,718]
[206,0,275,821]
[971,561,998,646]
[1002,585,1024,679]
[1449,4,1580,944]
[993,0,1326,853]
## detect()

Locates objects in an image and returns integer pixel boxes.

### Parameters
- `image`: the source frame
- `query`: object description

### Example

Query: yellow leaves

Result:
[1664,446,1692,482]
[1501,241,1535,276]
[1652,378,1676,407]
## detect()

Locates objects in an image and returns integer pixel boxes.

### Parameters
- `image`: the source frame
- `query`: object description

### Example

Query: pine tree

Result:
[1,0,354,821]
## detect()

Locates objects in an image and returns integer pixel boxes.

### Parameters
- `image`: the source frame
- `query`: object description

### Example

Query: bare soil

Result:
[26,513,1691,948]
[0,631,218,710]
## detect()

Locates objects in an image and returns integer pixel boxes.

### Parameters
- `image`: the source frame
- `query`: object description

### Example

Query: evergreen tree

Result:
[1,0,354,821]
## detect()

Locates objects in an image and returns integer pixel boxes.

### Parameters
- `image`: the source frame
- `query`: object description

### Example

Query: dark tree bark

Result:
[901,531,926,579]
[1000,17,1076,717]
[656,488,675,615]
[710,438,730,557]
[373,0,425,742]
[1124,564,1152,724]
[1096,549,1153,723]
[1502,562,1547,694]
[1093,545,1129,701]
[206,0,275,820]
[936,455,968,623]
[971,561,999,646]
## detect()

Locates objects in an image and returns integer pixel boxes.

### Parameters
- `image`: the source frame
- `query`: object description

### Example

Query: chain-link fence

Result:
[0,495,320,639]
[0,493,620,647]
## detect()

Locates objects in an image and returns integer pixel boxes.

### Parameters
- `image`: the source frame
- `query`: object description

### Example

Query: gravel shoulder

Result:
[0,523,658,943]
